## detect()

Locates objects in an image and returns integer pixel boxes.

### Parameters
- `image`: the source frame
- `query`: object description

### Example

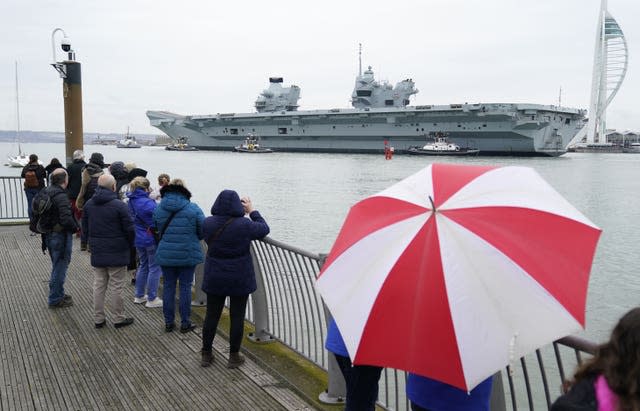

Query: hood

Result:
[126,187,150,201]
[90,186,119,205]
[85,162,104,176]
[109,161,129,181]
[211,189,244,217]
[160,183,191,199]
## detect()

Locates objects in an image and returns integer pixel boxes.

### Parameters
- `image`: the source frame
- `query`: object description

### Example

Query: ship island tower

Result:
[576,0,628,145]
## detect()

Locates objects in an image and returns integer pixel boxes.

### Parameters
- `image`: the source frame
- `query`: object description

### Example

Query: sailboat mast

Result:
[14,61,22,155]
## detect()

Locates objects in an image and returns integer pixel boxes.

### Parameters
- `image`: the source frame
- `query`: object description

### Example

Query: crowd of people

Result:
[20,151,640,410]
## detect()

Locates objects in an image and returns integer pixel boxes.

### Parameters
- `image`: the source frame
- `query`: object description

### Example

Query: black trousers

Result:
[334,353,383,411]
[202,294,249,353]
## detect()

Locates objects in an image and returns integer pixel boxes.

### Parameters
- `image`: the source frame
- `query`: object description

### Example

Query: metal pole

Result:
[62,61,84,167]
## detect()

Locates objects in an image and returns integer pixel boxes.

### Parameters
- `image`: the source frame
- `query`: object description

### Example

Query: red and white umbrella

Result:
[316,163,601,391]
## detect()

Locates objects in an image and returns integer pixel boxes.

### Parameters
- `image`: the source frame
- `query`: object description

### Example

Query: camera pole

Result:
[51,28,83,167]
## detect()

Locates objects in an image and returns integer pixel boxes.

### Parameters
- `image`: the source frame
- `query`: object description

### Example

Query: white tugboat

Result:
[407,132,479,156]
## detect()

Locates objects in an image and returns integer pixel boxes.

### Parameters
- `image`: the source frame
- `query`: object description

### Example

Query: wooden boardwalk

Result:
[0,225,315,411]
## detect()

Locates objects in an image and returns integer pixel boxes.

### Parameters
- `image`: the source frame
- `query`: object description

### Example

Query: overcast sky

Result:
[0,0,638,135]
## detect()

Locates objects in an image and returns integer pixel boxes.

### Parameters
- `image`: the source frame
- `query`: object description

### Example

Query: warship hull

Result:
[147,103,585,157]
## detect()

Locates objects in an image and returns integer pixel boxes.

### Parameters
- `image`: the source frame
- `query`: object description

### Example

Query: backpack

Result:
[30,189,56,234]
[83,176,100,203]
[24,168,39,188]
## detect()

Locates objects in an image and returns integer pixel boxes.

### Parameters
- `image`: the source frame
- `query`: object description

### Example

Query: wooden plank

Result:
[0,228,312,410]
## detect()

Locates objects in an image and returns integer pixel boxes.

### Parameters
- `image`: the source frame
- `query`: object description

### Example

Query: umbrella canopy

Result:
[316,163,601,391]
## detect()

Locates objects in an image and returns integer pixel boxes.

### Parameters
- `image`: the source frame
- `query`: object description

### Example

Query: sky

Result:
[0,0,638,135]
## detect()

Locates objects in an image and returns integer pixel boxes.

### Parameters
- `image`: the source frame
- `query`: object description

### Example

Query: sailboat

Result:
[7,61,28,168]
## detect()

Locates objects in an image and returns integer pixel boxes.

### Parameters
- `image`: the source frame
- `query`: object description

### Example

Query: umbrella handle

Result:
[429,195,436,211]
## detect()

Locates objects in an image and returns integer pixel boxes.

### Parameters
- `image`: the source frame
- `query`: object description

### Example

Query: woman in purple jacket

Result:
[200,190,269,369]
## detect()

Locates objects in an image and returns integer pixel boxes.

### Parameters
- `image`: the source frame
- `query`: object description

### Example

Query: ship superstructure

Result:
[148,62,585,156]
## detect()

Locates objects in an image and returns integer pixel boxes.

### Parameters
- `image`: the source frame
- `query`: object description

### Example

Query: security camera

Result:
[61,37,72,52]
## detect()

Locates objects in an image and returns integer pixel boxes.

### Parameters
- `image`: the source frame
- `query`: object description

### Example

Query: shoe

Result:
[227,352,245,369]
[179,323,196,334]
[95,321,106,329]
[145,298,163,308]
[63,294,72,302]
[114,318,134,329]
[130,278,136,285]
[201,350,213,367]
[49,299,73,309]
[80,243,87,251]
[133,295,148,304]
[165,323,175,333]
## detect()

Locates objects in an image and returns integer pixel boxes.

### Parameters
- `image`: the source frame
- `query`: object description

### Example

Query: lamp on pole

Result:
[50,28,83,166]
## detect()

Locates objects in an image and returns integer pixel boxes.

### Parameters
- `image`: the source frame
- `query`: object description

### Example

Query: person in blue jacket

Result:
[153,179,205,333]
[406,373,493,411]
[200,190,269,368]
[325,318,383,411]
[127,177,162,308]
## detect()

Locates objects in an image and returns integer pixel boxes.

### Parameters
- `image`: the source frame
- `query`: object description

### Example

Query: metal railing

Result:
[0,176,29,220]
[243,236,599,411]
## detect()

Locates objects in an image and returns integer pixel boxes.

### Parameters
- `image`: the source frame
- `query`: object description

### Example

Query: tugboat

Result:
[117,127,141,148]
[407,132,479,156]
[165,136,198,151]
[234,134,273,153]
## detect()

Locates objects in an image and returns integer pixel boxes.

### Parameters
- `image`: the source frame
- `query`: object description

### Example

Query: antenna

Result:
[358,43,362,76]
[558,86,562,107]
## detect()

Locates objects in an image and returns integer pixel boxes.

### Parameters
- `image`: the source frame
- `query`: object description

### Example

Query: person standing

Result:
[76,152,106,251]
[42,168,79,308]
[44,158,65,181]
[82,174,135,329]
[66,150,86,235]
[325,318,383,410]
[150,173,170,201]
[154,179,204,333]
[21,153,46,231]
[551,307,640,411]
[200,190,269,368]
[127,177,163,308]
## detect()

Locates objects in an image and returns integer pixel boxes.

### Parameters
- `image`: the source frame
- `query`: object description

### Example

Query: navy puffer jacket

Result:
[127,188,156,248]
[82,186,134,267]
[153,184,205,267]
[202,189,270,296]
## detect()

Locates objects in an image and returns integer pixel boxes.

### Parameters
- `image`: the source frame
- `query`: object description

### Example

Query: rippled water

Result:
[3,142,640,343]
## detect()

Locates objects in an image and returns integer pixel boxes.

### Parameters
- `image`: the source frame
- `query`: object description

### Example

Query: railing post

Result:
[490,371,507,411]
[247,241,275,343]
[318,309,347,404]
[192,241,207,306]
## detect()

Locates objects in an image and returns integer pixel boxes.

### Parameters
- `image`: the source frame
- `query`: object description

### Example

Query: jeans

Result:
[161,266,194,327]
[46,231,73,305]
[25,187,40,225]
[334,353,383,411]
[202,294,249,353]
[135,245,162,300]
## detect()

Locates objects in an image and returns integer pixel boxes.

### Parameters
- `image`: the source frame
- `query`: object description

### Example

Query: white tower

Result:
[585,0,628,144]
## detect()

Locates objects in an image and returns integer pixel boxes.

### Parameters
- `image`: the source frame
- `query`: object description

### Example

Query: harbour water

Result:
[2,142,639,344]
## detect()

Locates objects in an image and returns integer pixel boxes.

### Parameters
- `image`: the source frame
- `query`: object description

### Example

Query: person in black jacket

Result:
[82,174,135,329]
[551,307,640,411]
[43,168,79,308]
[44,158,65,180]
[66,150,86,233]
[21,153,46,231]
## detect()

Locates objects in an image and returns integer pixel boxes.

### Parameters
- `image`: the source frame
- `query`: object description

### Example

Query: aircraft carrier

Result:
[147,65,586,157]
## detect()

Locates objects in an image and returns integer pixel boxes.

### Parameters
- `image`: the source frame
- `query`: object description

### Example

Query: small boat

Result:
[407,132,479,156]
[117,127,141,148]
[165,136,199,151]
[234,134,273,153]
